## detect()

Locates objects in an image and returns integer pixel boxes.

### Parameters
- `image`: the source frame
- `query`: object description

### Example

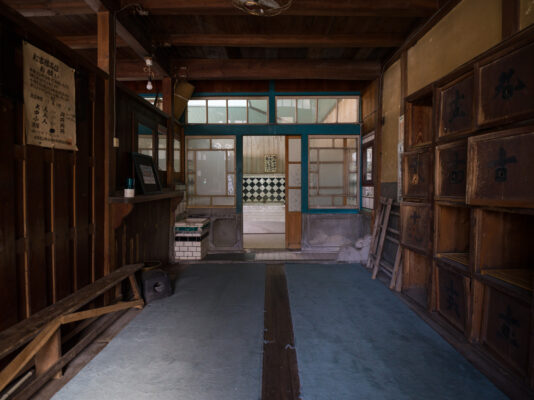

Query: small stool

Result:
[141,269,172,303]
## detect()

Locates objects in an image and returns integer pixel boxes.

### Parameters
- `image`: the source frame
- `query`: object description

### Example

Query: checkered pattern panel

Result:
[243,176,285,203]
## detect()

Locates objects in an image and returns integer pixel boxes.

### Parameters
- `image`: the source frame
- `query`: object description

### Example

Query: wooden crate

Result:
[402,148,433,201]
[481,284,532,376]
[467,126,534,208]
[402,248,432,309]
[435,140,468,202]
[405,93,433,150]
[472,208,534,290]
[435,261,470,333]
[477,41,534,127]
[437,73,475,140]
[401,202,432,255]
[434,203,470,271]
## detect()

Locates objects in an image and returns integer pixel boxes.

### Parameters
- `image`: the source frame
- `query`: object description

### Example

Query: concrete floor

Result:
[52,264,265,400]
[52,263,507,400]
[286,264,507,400]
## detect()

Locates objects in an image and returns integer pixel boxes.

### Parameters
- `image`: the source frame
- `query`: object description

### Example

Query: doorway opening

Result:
[243,136,286,249]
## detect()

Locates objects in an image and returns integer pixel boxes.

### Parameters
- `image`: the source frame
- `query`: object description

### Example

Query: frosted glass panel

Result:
[288,164,301,187]
[309,138,332,148]
[319,149,344,162]
[319,164,343,187]
[187,100,206,123]
[288,189,301,212]
[211,138,234,149]
[349,173,358,195]
[188,196,211,206]
[196,151,226,195]
[337,98,358,123]
[207,99,226,124]
[309,196,332,207]
[309,163,318,172]
[138,135,152,157]
[347,138,357,148]
[309,149,317,162]
[213,197,234,206]
[318,99,337,123]
[173,138,180,173]
[297,99,317,123]
[309,173,318,188]
[187,138,210,149]
[333,197,344,206]
[334,139,344,148]
[288,138,301,162]
[248,99,268,123]
[227,174,235,195]
[228,99,247,124]
[158,133,166,171]
[277,99,296,123]
[227,151,235,173]
[349,151,358,172]
[320,188,343,195]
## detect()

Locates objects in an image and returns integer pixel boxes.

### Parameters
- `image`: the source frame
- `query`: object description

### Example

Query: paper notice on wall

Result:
[23,41,77,150]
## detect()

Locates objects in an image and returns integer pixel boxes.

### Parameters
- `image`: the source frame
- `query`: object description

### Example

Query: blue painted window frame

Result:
[184,81,362,215]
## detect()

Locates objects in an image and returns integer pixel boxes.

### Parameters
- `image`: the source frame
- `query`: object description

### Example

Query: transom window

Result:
[186,136,236,208]
[187,98,269,124]
[308,136,359,209]
[276,96,360,124]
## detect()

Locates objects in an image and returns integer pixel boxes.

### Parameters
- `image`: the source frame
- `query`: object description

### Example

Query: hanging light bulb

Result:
[146,79,153,91]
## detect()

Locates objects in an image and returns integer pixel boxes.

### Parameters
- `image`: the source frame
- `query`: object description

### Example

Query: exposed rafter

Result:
[170,59,381,81]
[156,33,404,48]
[119,0,439,17]
[58,34,128,49]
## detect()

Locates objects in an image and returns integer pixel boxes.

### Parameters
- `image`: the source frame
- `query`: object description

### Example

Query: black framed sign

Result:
[132,152,162,194]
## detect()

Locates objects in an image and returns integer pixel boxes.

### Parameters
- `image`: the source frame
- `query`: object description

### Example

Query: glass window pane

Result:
[297,99,317,123]
[318,99,337,123]
[334,138,344,148]
[227,151,235,173]
[138,135,152,157]
[319,164,343,187]
[288,138,301,162]
[158,125,167,171]
[187,100,206,123]
[248,99,268,123]
[227,174,235,195]
[188,196,211,207]
[211,138,234,149]
[347,138,357,148]
[309,196,333,207]
[366,147,373,180]
[310,138,332,148]
[309,149,318,162]
[195,151,227,195]
[173,138,180,173]
[207,99,226,124]
[187,138,210,149]
[213,197,234,206]
[320,188,344,195]
[228,99,247,124]
[319,149,344,162]
[277,99,296,123]
[349,151,358,172]
[337,98,358,123]
[349,173,358,195]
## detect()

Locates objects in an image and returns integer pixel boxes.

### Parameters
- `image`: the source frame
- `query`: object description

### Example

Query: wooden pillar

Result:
[97,11,116,291]
[502,0,519,39]
[163,77,174,187]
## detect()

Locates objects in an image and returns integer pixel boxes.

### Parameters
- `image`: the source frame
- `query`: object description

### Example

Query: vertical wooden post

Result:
[98,11,116,303]
[502,0,519,39]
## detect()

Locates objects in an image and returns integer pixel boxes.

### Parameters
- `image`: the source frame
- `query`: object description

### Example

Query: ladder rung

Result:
[385,236,399,245]
[387,228,399,235]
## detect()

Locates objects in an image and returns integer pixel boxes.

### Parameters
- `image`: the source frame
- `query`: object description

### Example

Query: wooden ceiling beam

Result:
[120,0,439,17]
[57,34,128,49]
[170,59,381,81]
[157,33,404,48]
[4,0,93,16]
[117,58,165,81]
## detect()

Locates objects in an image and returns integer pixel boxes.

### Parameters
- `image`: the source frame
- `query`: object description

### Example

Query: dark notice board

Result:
[132,152,162,194]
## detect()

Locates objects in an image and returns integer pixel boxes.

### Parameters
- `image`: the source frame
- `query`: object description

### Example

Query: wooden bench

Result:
[0,263,145,394]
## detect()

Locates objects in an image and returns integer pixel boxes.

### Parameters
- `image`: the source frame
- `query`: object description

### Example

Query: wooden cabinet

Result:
[400,202,432,255]
[434,203,470,271]
[435,140,467,202]
[435,262,470,333]
[402,248,432,309]
[482,285,531,376]
[402,148,433,201]
[437,73,475,140]
[467,126,534,208]
[405,93,434,150]
[477,41,534,127]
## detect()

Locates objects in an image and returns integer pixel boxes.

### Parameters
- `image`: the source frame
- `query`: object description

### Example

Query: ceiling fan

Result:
[232,0,293,16]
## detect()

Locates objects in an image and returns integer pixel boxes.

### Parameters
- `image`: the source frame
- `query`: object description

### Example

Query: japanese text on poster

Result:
[23,41,77,150]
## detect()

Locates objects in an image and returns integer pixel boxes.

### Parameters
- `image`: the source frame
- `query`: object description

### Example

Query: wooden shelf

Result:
[109,190,184,204]
[436,252,469,268]
[482,269,533,292]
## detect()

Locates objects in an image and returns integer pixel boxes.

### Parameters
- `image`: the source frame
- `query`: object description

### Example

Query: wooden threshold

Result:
[262,264,300,400]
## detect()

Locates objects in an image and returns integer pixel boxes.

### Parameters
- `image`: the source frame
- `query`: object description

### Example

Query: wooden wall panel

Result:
[243,136,285,174]
[0,98,19,331]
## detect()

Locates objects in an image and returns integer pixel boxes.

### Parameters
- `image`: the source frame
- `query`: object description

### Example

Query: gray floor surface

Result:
[285,263,507,400]
[52,264,266,400]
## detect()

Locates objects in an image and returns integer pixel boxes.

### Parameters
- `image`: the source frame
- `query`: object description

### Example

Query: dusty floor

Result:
[52,263,506,400]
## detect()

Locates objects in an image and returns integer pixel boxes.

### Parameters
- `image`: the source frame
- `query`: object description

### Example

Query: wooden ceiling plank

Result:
[156,33,404,48]
[4,0,92,16]
[165,59,380,81]
[57,34,128,49]
[120,0,439,17]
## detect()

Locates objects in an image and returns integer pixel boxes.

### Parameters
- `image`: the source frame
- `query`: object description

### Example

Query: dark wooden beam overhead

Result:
[170,59,381,80]
[5,0,93,17]
[58,35,128,49]
[156,33,404,48]
[116,59,165,80]
[120,0,439,17]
